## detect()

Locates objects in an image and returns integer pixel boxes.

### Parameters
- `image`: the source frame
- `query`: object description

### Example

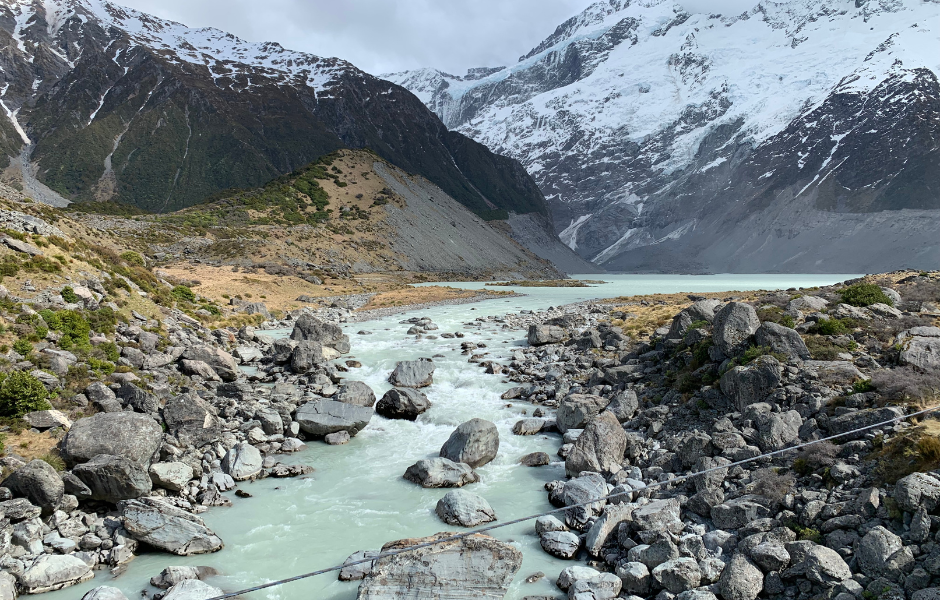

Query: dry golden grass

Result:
[360,286,499,310]
[873,416,940,484]
[606,290,762,340]
[4,429,61,462]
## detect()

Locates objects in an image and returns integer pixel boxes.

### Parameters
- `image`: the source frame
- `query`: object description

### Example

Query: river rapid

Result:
[51,274,856,600]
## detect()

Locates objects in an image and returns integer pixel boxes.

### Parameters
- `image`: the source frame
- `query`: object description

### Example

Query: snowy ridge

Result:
[387,0,940,269]
[1,0,353,94]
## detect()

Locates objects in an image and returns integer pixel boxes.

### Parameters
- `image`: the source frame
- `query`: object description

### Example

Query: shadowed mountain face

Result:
[0,0,549,224]
[388,0,940,273]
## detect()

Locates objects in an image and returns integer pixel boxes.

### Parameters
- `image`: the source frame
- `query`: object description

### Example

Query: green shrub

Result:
[172,285,196,303]
[120,251,145,266]
[86,306,117,335]
[852,379,874,394]
[38,309,60,330]
[0,371,52,417]
[54,310,91,349]
[60,286,79,304]
[12,338,32,356]
[99,342,120,362]
[840,283,893,307]
[812,319,847,335]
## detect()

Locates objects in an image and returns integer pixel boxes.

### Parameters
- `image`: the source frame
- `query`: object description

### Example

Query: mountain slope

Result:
[0,0,550,228]
[387,0,940,273]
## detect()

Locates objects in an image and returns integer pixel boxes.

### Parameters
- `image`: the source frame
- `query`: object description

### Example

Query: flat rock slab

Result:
[295,399,373,437]
[19,554,93,594]
[122,498,223,555]
[358,533,521,599]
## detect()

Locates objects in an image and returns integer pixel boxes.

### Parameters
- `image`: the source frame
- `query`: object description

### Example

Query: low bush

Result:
[120,251,145,266]
[172,285,197,303]
[0,371,52,417]
[60,286,79,304]
[12,338,32,356]
[839,283,893,307]
[872,420,940,483]
[872,367,940,405]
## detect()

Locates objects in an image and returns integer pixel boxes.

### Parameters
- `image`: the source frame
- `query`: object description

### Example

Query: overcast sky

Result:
[117,0,759,75]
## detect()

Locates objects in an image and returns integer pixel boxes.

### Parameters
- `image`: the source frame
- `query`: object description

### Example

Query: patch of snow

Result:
[559,213,592,250]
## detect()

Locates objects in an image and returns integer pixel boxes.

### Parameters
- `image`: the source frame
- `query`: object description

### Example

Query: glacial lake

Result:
[50,274,858,600]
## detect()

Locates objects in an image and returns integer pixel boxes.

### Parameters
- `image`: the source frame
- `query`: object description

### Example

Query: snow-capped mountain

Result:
[0,0,554,226]
[387,0,940,273]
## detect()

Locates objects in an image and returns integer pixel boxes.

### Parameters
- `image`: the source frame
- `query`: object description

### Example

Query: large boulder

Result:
[290,341,327,372]
[61,412,163,467]
[290,314,350,353]
[856,526,914,579]
[713,302,760,357]
[556,394,609,433]
[439,419,499,468]
[435,490,496,527]
[221,442,262,481]
[895,472,940,513]
[899,335,940,370]
[562,472,608,529]
[357,533,521,599]
[719,356,783,411]
[528,324,566,346]
[81,587,130,600]
[150,462,195,492]
[754,410,802,451]
[2,459,64,514]
[73,454,152,503]
[116,382,161,414]
[786,542,852,585]
[375,388,431,420]
[403,458,479,488]
[18,554,93,594]
[566,410,626,477]
[755,322,810,360]
[162,579,225,600]
[540,530,581,559]
[718,553,763,600]
[827,407,905,439]
[179,345,239,382]
[388,359,435,388]
[788,295,828,312]
[122,498,223,555]
[334,381,376,407]
[84,382,122,412]
[163,394,222,448]
[294,399,373,437]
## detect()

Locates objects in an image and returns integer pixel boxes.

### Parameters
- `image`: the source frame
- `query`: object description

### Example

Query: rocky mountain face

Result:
[0,0,580,272]
[387,0,940,273]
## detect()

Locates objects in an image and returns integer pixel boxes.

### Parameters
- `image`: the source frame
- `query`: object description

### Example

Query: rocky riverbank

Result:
[476,271,940,600]
[0,264,937,600]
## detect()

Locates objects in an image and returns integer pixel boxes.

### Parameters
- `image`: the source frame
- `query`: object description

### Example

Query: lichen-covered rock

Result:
[388,359,435,388]
[2,459,64,514]
[528,324,566,346]
[895,472,940,513]
[73,454,152,502]
[61,412,163,467]
[719,356,783,411]
[403,458,479,488]
[179,345,239,382]
[754,322,810,360]
[290,314,350,353]
[718,553,763,600]
[439,418,499,468]
[163,394,222,448]
[856,526,913,580]
[565,410,626,477]
[435,490,496,527]
[556,394,609,433]
[713,302,760,357]
[122,498,223,555]
[357,533,521,599]
[294,399,373,437]
[19,554,93,594]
